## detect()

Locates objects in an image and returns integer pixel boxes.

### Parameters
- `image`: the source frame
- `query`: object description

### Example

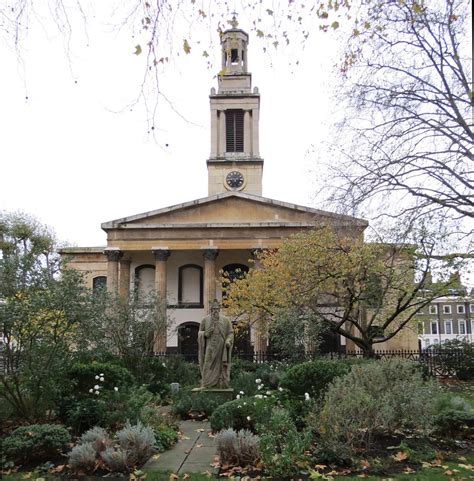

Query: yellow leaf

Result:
[134,44,142,55]
[183,39,191,54]
[256,29,264,38]
[331,21,340,29]
[202,50,209,58]
[183,474,190,480]
[392,451,409,462]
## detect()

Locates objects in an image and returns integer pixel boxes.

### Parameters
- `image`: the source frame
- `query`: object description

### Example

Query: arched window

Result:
[178,264,203,307]
[135,264,155,302]
[177,322,200,362]
[92,276,107,292]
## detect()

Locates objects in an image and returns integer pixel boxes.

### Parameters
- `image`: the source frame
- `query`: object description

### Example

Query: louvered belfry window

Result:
[226,109,244,152]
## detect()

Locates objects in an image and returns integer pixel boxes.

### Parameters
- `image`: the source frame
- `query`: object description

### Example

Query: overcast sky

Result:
[1,3,342,248]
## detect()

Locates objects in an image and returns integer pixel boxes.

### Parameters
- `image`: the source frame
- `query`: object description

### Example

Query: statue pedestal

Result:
[191,387,234,404]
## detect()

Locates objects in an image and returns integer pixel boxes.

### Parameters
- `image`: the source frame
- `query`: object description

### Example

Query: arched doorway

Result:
[178,322,200,362]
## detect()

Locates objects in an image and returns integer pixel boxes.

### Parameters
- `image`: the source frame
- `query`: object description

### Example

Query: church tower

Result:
[207,24,263,196]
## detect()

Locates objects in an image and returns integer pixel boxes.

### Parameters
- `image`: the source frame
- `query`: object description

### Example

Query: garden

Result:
[1,352,474,480]
[1,215,473,480]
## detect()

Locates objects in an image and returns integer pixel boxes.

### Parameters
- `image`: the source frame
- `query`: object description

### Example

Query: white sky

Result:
[1,4,340,248]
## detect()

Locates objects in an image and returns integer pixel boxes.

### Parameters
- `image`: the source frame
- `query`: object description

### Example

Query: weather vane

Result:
[229,12,239,28]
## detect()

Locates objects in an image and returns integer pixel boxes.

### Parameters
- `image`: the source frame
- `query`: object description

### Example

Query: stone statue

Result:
[198,299,234,389]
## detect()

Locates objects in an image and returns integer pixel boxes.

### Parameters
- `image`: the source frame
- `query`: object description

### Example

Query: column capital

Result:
[202,248,219,261]
[104,249,123,262]
[153,249,171,261]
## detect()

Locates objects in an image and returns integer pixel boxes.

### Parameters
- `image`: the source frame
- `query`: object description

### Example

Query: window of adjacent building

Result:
[424,339,430,349]
[417,322,424,335]
[429,305,437,314]
[444,320,452,335]
[178,265,203,307]
[457,304,465,314]
[470,304,474,314]
[431,321,438,335]
[471,320,474,335]
[92,276,107,292]
[442,305,451,314]
[459,319,466,335]
[226,109,244,152]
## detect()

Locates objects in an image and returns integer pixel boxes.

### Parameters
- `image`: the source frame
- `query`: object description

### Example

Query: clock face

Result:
[226,170,245,190]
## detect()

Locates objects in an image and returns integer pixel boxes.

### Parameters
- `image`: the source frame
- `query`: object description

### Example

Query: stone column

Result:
[210,106,218,157]
[105,249,122,295]
[252,106,260,157]
[119,258,131,302]
[244,110,251,154]
[153,248,171,353]
[219,110,226,155]
[202,248,219,315]
[250,248,268,357]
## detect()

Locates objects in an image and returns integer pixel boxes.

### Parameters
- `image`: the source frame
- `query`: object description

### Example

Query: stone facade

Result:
[59,26,419,356]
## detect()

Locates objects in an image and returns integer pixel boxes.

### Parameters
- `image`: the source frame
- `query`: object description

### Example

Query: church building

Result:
[60,26,417,356]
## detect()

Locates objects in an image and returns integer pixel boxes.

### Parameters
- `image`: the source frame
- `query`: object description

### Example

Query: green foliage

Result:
[139,408,179,452]
[170,387,221,419]
[68,442,97,471]
[116,421,156,466]
[257,407,311,477]
[314,359,439,458]
[210,396,275,432]
[279,359,352,401]
[433,393,474,437]
[2,424,71,463]
[216,428,260,467]
[436,340,474,380]
[68,422,156,473]
[65,361,134,394]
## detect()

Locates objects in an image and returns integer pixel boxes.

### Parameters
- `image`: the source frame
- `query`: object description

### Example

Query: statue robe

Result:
[198,314,234,388]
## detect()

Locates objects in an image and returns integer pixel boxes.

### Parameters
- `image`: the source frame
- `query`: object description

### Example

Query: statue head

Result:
[210,299,220,320]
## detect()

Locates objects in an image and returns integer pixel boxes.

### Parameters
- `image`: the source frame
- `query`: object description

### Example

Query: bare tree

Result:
[323,0,472,226]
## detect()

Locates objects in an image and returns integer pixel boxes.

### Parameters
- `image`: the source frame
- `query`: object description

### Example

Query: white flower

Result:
[246,416,251,421]
[99,373,104,376]
[162,363,166,368]
[239,391,244,395]
[278,387,283,392]
[257,384,263,390]
[114,387,119,392]
[255,378,261,384]
[255,394,263,399]
[238,405,242,409]
[236,394,240,400]
[95,375,99,380]
[100,377,104,382]
[95,390,100,395]
[89,388,93,393]
[94,384,100,390]
[304,392,310,401]
[243,402,247,406]
[266,391,271,395]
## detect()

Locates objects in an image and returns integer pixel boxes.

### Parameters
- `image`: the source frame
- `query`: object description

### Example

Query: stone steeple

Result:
[207,25,264,196]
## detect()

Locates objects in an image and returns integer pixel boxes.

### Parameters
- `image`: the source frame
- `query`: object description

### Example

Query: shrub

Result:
[257,407,311,477]
[68,422,156,473]
[139,408,179,452]
[116,421,156,466]
[66,361,134,395]
[171,387,221,419]
[433,394,474,437]
[2,424,71,463]
[101,447,129,472]
[216,428,260,467]
[63,397,107,433]
[79,426,110,452]
[279,359,352,401]
[68,442,97,471]
[314,359,439,458]
[210,396,275,432]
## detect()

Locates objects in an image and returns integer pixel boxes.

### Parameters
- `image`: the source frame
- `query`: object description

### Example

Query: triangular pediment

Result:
[101,192,367,230]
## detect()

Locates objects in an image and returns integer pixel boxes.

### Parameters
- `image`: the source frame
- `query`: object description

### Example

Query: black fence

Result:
[153,348,473,378]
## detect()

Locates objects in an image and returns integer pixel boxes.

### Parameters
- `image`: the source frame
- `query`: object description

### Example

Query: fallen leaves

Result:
[392,451,409,462]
